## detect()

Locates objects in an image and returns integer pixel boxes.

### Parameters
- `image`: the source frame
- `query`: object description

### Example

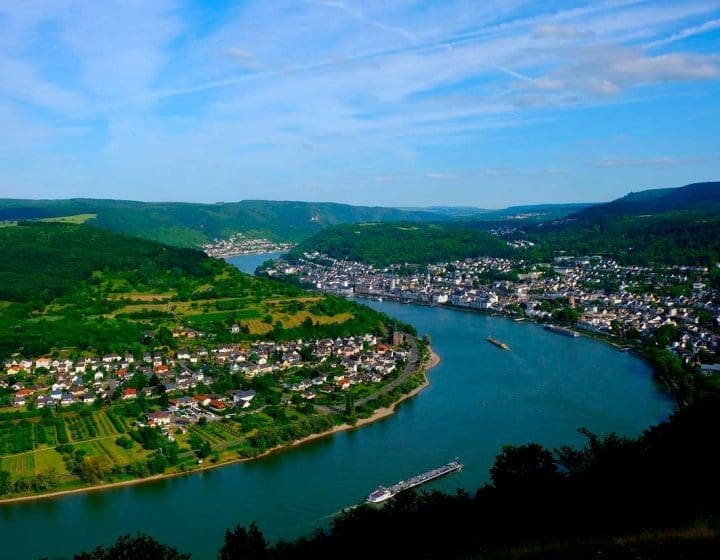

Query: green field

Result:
[0,453,34,477]
[40,213,97,224]
[0,411,148,486]
[33,448,68,475]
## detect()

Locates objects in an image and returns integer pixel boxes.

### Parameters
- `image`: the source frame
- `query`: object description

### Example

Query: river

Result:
[0,254,673,559]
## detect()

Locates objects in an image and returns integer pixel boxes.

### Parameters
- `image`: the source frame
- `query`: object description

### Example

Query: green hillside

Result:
[0,223,397,358]
[526,212,720,266]
[290,183,720,268]
[521,182,720,266]
[571,182,720,221]
[291,222,513,267]
[0,199,443,247]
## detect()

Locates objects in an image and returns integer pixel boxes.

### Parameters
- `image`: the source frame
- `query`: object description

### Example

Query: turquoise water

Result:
[225,252,284,275]
[0,255,673,559]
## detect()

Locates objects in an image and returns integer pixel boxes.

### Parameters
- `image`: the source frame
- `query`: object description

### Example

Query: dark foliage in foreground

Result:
[69,394,720,559]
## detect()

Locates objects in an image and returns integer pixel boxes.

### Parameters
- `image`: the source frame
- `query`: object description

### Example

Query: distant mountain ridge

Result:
[525,181,720,266]
[0,198,445,247]
[408,203,594,221]
[293,181,720,267]
[570,181,720,221]
[1,182,717,252]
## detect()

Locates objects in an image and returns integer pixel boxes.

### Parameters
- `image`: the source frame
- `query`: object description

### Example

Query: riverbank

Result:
[435,302,684,406]
[0,348,441,506]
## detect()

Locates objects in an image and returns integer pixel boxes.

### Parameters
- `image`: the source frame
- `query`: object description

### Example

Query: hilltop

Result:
[571,181,720,221]
[523,181,720,266]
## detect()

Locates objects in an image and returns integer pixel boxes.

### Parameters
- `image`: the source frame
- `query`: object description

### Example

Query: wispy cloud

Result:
[301,0,418,43]
[0,1,719,204]
[533,23,594,40]
[426,172,458,179]
[646,17,720,49]
[593,155,719,167]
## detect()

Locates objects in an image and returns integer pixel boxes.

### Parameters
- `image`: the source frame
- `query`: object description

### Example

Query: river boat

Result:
[486,336,509,350]
[366,460,463,504]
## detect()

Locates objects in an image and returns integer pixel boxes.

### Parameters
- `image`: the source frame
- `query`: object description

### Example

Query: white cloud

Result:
[533,24,594,40]
[426,172,458,179]
[525,46,719,98]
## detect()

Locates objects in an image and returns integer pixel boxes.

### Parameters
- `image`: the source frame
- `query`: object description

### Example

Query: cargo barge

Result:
[367,460,463,504]
[486,336,509,350]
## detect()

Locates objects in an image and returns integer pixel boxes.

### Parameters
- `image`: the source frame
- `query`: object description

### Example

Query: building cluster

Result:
[265,253,720,368]
[202,234,294,258]
[1,333,408,420]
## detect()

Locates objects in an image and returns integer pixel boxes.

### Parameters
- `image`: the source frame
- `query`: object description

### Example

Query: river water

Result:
[0,254,673,559]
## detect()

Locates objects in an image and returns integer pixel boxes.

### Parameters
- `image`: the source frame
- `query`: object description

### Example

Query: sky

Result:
[0,0,719,208]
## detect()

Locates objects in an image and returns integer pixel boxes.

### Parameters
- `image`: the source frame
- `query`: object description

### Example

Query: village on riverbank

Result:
[0,326,432,501]
[262,252,720,393]
[202,234,294,258]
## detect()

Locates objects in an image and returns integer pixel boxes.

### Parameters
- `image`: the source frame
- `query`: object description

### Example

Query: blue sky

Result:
[1,0,719,207]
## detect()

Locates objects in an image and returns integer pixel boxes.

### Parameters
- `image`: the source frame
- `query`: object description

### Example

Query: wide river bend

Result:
[0,254,672,559]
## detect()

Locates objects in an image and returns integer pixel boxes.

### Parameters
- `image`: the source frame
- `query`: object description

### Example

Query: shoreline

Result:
[0,348,441,506]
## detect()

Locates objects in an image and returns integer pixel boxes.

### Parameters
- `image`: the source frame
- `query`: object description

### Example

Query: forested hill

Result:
[569,181,720,222]
[290,182,720,268]
[520,182,720,266]
[291,222,513,267]
[0,199,443,247]
[0,223,401,358]
[0,221,214,303]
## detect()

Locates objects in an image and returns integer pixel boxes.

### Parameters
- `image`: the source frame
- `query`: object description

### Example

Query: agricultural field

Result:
[40,213,97,224]
[0,409,139,483]
[276,310,353,328]
[33,448,68,475]
[242,319,274,335]
[74,437,142,466]
[0,453,35,478]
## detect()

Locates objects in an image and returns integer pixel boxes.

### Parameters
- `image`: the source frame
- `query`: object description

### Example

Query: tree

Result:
[0,470,11,495]
[218,522,268,560]
[79,456,110,483]
[298,345,314,362]
[490,443,558,491]
[197,441,212,459]
[344,389,356,423]
[73,533,190,560]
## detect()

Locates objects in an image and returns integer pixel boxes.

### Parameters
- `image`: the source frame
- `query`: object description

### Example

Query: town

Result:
[202,234,294,258]
[1,331,411,421]
[262,252,720,373]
